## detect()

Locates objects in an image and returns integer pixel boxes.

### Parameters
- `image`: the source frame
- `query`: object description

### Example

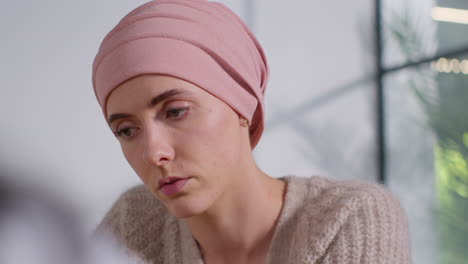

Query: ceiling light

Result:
[432,6,468,25]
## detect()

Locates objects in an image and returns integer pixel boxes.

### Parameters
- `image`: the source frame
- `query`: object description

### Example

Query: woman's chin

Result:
[165,196,208,219]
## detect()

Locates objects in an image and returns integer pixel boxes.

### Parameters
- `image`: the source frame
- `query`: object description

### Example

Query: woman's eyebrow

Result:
[108,113,131,125]
[107,89,189,125]
[148,88,187,108]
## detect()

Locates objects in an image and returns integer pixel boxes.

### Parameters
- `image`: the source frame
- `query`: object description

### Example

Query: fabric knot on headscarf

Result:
[92,0,269,148]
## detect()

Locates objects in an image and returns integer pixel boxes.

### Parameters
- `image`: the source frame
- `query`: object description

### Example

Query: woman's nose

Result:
[141,127,175,167]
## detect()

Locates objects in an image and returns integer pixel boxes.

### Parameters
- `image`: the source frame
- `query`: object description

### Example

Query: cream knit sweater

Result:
[96,176,411,263]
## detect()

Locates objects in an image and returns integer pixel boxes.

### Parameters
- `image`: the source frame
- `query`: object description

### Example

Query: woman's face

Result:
[106,75,248,218]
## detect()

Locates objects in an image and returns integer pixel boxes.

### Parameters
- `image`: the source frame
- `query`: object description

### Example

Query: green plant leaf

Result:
[464,133,468,148]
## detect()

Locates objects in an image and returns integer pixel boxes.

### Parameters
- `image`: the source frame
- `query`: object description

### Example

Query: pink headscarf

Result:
[92,0,269,148]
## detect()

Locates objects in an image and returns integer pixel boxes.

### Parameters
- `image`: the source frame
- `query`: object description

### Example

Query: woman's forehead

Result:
[105,75,210,114]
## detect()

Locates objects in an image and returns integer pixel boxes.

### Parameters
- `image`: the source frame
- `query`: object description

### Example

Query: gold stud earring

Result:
[240,118,249,127]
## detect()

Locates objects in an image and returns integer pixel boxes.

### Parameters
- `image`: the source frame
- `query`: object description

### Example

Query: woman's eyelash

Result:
[166,107,189,119]
[113,107,189,138]
[114,127,135,138]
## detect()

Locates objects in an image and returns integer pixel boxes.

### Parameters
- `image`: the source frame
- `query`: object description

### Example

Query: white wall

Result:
[1,0,375,233]
[1,0,150,233]
[254,0,376,181]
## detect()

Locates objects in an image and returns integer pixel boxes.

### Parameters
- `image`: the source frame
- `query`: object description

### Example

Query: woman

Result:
[92,0,411,263]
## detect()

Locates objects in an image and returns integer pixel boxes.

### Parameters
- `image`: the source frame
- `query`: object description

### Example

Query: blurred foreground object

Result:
[0,171,145,264]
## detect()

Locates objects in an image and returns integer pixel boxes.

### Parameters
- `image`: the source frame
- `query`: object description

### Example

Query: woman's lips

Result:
[158,177,191,196]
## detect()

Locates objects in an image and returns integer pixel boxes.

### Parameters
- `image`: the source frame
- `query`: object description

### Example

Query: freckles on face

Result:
[124,140,157,186]
[105,74,246,216]
[181,101,241,166]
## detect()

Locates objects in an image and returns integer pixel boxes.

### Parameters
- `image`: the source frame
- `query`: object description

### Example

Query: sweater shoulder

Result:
[284,176,410,263]
[303,176,406,221]
[290,175,401,208]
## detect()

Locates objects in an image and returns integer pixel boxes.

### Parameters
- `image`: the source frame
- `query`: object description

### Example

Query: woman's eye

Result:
[166,107,189,119]
[115,127,137,138]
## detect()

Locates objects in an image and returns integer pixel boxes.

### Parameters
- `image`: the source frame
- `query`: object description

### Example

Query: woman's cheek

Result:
[122,144,144,174]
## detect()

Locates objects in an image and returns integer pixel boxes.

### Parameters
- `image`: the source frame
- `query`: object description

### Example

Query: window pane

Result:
[434,0,468,55]
[385,58,468,264]
[382,0,437,68]
[383,0,468,68]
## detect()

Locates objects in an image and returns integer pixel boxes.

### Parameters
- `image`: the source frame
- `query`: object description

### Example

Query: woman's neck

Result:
[185,168,286,263]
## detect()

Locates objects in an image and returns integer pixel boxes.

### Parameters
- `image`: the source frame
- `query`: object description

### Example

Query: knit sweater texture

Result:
[95,176,411,263]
